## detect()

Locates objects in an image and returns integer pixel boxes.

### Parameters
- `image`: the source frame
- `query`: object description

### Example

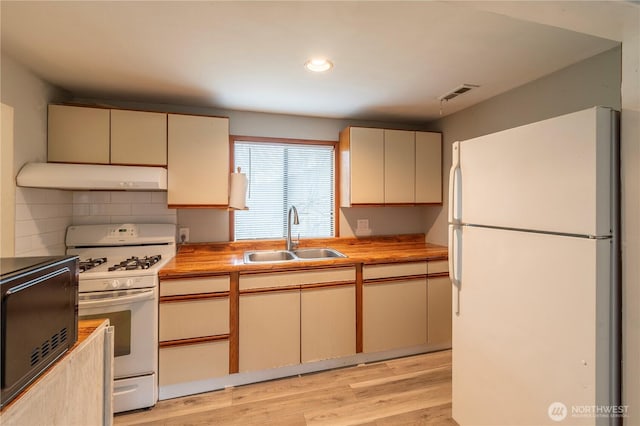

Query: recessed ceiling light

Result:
[304,58,333,73]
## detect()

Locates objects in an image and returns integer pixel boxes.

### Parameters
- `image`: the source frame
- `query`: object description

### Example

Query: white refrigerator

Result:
[448,107,620,426]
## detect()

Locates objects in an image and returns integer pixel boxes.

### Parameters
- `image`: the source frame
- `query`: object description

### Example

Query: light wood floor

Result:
[114,350,454,426]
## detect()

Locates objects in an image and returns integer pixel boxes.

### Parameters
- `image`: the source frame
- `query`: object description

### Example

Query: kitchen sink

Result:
[291,248,346,259]
[244,250,296,263]
[243,248,346,264]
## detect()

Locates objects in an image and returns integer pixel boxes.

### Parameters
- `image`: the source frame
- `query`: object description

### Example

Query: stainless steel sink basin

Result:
[292,248,346,259]
[244,250,296,263]
[243,247,346,263]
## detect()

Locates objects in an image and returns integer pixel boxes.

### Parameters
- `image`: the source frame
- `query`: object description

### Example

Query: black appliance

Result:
[0,255,79,408]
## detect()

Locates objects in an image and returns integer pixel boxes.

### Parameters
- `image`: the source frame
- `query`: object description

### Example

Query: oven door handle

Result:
[79,288,155,308]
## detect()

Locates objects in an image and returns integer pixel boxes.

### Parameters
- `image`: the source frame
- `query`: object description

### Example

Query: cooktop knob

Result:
[110,280,119,289]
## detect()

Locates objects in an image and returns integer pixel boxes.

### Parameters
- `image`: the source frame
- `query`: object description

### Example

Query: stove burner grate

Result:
[107,255,162,272]
[79,257,108,272]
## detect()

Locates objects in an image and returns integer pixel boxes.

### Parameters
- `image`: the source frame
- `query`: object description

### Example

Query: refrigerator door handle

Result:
[448,224,462,314]
[448,142,461,224]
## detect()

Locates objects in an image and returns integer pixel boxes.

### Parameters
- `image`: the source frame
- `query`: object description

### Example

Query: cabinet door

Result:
[415,131,442,203]
[427,276,452,345]
[363,278,427,352]
[301,285,356,363]
[48,105,110,164]
[384,129,415,203]
[167,114,229,206]
[350,127,384,204]
[111,109,167,166]
[239,290,300,372]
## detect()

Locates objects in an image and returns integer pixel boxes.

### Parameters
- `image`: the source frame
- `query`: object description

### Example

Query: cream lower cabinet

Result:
[363,262,428,353]
[301,285,356,363]
[427,260,452,346]
[239,267,355,372]
[158,275,230,388]
[239,290,301,372]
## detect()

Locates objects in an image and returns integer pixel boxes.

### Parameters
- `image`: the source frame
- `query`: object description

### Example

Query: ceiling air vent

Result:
[438,84,479,102]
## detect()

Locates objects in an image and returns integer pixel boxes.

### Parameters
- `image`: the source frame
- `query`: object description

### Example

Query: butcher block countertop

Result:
[160,234,448,279]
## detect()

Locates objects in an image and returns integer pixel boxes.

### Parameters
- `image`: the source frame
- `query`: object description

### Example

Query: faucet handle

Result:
[293,233,300,249]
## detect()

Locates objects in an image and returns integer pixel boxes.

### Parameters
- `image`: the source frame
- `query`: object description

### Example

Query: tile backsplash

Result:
[72,191,177,225]
[13,189,177,257]
[14,187,73,256]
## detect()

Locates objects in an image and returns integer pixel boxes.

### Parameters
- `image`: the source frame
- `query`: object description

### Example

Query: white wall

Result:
[619,21,640,426]
[425,46,622,245]
[1,53,72,256]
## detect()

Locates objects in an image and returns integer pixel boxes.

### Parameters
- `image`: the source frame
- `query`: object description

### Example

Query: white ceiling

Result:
[0,1,623,123]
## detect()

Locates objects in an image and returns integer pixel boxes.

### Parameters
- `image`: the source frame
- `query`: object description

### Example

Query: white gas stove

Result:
[66,223,176,413]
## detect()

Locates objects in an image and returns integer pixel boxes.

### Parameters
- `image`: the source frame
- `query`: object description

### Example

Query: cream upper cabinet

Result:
[340,126,442,206]
[111,109,167,166]
[341,127,384,205]
[384,129,415,203]
[167,114,229,207]
[415,131,442,203]
[48,105,110,164]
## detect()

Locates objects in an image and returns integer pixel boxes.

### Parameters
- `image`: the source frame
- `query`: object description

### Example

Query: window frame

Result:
[228,134,340,242]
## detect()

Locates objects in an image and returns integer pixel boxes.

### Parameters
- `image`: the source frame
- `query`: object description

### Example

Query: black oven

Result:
[0,255,79,408]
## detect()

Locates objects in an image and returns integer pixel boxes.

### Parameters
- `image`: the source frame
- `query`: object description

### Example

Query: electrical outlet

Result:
[356,219,369,230]
[179,227,190,243]
[355,219,372,236]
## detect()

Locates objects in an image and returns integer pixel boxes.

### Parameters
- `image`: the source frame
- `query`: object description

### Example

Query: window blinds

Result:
[234,141,334,240]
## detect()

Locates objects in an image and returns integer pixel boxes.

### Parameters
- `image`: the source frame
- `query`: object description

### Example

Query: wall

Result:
[72,98,437,242]
[425,46,622,245]
[619,17,639,426]
[1,53,72,256]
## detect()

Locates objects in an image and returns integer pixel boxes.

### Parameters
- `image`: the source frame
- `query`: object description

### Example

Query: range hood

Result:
[16,162,167,191]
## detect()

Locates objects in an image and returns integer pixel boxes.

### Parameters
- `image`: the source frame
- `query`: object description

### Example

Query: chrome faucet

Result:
[286,205,299,250]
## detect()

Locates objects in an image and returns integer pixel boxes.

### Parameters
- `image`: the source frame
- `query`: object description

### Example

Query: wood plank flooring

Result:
[114,350,455,426]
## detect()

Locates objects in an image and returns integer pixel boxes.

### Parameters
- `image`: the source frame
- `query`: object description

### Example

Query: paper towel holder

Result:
[228,166,249,211]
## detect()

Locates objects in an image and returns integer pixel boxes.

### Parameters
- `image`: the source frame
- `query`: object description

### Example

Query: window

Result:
[232,137,336,241]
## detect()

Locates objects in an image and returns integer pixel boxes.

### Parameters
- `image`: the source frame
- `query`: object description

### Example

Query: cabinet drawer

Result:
[363,262,427,280]
[240,267,354,291]
[160,297,229,341]
[428,260,449,275]
[159,340,229,386]
[160,275,230,296]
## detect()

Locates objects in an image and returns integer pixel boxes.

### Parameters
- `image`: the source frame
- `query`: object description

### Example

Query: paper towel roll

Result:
[229,168,248,210]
